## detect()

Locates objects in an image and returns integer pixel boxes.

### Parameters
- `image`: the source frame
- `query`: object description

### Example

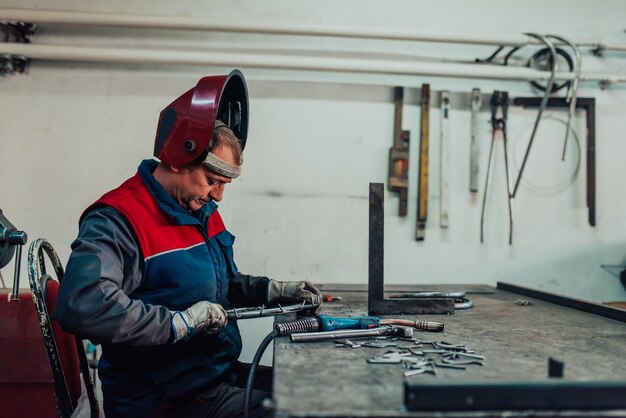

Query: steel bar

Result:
[405,380,626,411]
[469,88,481,193]
[368,182,385,313]
[439,90,450,228]
[497,282,626,323]
[416,84,430,241]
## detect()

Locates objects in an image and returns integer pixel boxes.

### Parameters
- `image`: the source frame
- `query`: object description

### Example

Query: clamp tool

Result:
[481,91,514,244]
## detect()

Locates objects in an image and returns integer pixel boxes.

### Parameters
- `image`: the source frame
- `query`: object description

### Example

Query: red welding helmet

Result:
[153,69,249,166]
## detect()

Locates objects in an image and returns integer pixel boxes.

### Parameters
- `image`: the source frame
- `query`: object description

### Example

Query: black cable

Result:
[503,46,522,66]
[474,46,504,63]
[244,328,279,418]
[527,47,574,92]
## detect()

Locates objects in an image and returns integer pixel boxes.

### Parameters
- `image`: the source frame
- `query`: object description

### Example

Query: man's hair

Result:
[207,124,244,165]
[186,123,244,169]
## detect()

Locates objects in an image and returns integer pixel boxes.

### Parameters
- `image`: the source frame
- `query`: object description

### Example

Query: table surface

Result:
[271,284,626,417]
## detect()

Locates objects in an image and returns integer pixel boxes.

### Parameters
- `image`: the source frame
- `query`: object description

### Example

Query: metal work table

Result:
[271,284,626,417]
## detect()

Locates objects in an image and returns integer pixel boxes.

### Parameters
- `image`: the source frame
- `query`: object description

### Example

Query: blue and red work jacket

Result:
[54,159,269,416]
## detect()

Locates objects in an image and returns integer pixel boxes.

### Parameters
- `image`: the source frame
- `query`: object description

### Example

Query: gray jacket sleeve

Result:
[53,206,172,346]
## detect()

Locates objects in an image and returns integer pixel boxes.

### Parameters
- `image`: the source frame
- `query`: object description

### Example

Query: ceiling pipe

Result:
[3,43,625,84]
[1,8,625,52]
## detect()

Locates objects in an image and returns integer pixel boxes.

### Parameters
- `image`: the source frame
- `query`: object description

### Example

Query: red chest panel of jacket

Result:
[84,174,225,260]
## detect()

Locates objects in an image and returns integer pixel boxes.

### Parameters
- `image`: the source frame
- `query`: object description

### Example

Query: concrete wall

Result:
[1,0,625,363]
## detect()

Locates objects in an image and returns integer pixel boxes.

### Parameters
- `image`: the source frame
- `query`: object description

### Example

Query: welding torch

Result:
[242,309,443,418]
[226,303,444,333]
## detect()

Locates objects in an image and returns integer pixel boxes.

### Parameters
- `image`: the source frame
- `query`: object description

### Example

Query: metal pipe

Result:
[2,9,626,52]
[10,244,21,301]
[511,33,557,198]
[226,302,318,320]
[290,326,409,342]
[2,43,625,84]
[546,34,582,161]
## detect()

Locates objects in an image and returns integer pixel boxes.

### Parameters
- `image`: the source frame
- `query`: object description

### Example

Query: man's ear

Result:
[169,164,181,173]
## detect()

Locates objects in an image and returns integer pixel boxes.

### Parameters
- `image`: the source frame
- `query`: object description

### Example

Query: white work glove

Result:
[171,300,228,343]
[267,280,323,314]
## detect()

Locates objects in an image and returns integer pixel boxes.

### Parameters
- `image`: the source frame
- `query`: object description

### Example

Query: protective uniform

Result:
[54,159,270,416]
[53,71,270,416]
[54,70,321,417]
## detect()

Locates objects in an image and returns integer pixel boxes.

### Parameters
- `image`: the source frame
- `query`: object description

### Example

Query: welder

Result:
[53,70,323,418]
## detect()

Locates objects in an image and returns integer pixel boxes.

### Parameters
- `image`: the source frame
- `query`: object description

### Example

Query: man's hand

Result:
[267,280,323,314]
[171,301,228,342]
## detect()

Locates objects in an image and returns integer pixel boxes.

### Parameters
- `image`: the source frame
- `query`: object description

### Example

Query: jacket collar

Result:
[138,159,217,226]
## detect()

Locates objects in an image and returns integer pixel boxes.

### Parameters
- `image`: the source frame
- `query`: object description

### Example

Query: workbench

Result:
[271,284,626,417]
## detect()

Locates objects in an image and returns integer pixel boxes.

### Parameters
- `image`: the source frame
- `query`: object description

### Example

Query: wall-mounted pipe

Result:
[1,9,626,52]
[3,43,625,84]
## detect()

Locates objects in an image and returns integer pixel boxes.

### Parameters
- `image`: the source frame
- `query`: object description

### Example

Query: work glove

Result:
[267,280,323,314]
[171,300,228,343]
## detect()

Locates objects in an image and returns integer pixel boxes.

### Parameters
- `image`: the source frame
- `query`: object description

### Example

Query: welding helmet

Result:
[153,69,249,166]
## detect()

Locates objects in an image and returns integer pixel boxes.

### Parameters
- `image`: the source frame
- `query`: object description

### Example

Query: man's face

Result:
[175,145,238,211]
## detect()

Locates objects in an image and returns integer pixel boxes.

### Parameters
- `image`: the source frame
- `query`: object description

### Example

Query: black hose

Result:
[244,328,279,418]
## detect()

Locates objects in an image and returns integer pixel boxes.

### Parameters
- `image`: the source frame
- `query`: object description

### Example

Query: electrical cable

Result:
[527,47,574,92]
[475,46,504,63]
[244,328,279,418]
[511,113,581,196]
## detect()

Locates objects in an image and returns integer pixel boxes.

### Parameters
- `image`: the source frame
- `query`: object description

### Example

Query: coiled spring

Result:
[275,317,319,336]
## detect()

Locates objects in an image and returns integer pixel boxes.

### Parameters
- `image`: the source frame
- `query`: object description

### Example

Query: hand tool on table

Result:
[416,84,430,241]
[439,90,450,228]
[275,314,445,335]
[244,313,441,418]
[388,86,411,217]
[290,325,414,342]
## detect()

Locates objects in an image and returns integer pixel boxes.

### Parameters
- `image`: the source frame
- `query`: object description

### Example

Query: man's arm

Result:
[229,273,323,313]
[228,273,270,307]
[53,207,172,346]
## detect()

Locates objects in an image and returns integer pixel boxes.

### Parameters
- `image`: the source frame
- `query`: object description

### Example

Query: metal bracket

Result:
[0,21,34,76]
[512,97,596,227]
[0,209,28,301]
[368,183,454,315]
[0,21,37,43]
[598,79,611,90]
[0,54,30,75]
[591,43,605,57]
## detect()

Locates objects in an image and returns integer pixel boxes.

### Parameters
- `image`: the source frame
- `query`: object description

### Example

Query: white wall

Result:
[1,0,626,362]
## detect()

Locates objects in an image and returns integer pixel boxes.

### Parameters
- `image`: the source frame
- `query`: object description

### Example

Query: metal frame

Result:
[512,97,596,226]
[368,183,454,315]
[28,238,100,418]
